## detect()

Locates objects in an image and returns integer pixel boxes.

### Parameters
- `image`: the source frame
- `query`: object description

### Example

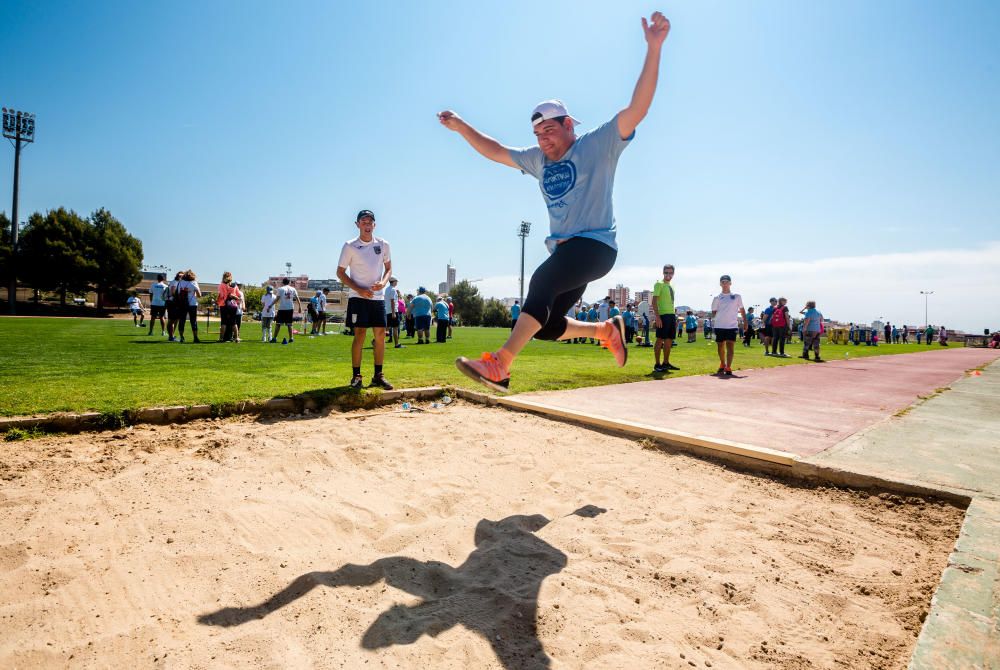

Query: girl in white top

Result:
[174,269,202,343]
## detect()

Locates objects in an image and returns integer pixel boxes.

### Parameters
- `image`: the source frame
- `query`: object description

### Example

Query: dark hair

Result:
[282,277,290,285]
[157,273,166,281]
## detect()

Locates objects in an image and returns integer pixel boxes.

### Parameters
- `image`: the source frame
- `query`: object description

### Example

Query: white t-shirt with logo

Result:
[261,293,277,317]
[149,282,168,307]
[337,237,391,301]
[276,285,298,310]
[711,292,745,329]
[317,293,327,312]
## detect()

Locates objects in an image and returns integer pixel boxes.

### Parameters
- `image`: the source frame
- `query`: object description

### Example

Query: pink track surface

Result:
[517,348,1000,457]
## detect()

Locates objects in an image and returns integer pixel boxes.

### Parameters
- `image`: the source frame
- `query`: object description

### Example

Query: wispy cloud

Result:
[474,242,1000,332]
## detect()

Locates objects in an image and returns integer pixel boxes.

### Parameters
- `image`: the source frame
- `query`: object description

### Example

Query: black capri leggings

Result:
[522,237,617,341]
[177,305,199,334]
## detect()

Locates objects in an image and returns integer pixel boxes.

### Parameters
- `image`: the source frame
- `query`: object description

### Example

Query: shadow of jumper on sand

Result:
[198,505,606,669]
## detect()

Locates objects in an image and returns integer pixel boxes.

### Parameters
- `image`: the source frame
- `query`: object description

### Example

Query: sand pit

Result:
[0,400,964,669]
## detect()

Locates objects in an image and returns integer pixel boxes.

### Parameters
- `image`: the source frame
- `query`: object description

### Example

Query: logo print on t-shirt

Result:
[374,245,382,255]
[542,161,576,199]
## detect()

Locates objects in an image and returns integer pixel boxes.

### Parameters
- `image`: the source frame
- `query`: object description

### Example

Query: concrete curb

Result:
[909,497,1000,669]
[0,386,447,434]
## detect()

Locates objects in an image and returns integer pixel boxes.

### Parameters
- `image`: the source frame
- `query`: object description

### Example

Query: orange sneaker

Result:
[599,315,628,367]
[455,352,511,393]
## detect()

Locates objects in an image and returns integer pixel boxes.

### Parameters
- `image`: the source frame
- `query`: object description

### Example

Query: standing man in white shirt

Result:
[337,209,394,390]
[384,277,402,349]
[710,274,747,377]
[147,273,168,336]
[274,277,302,344]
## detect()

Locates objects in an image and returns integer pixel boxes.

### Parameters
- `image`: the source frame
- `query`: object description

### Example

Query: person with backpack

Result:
[174,269,202,343]
[768,297,790,357]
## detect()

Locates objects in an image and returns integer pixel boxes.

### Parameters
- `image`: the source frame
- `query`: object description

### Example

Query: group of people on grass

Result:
[137,270,204,343]
[640,266,823,376]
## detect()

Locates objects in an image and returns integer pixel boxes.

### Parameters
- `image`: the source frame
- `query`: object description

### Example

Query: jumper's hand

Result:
[370,281,385,292]
[654,316,663,329]
[437,110,464,131]
[358,288,375,299]
[642,11,670,47]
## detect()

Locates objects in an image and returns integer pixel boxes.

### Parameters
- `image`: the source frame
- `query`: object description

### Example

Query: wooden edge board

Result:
[497,396,799,467]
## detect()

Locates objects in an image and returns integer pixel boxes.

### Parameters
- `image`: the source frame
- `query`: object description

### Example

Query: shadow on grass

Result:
[198,506,606,670]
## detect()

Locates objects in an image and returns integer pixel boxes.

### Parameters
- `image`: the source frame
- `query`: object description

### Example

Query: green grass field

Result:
[0,317,934,417]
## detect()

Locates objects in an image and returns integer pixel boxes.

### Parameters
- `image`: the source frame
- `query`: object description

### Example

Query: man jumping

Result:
[439,11,670,392]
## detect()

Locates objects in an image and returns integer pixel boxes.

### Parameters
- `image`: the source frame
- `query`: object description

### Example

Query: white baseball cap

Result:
[530,100,580,127]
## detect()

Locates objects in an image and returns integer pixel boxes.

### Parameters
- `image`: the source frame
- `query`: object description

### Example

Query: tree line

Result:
[1,207,143,308]
[448,279,513,328]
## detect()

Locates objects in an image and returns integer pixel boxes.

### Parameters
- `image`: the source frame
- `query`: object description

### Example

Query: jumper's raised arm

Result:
[437,111,518,168]
[617,11,670,140]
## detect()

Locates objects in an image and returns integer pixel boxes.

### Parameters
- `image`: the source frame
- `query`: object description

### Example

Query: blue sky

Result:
[3,1,999,330]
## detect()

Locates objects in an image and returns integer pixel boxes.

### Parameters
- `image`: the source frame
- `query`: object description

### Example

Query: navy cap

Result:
[357,209,375,221]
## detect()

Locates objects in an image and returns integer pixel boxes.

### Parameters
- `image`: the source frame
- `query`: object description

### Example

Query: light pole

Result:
[3,107,36,315]
[518,221,531,305]
[920,290,934,330]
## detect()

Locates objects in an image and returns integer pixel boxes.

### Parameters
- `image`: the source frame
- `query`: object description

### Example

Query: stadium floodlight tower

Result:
[3,107,36,315]
[920,290,934,330]
[518,221,531,305]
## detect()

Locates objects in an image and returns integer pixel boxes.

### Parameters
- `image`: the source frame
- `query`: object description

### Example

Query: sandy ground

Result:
[0,401,964,669]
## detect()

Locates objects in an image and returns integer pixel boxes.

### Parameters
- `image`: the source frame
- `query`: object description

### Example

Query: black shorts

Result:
[714,328,738,342]
[276,309,294,325]
[522,237,617,341]
[150,305,166,318]
[166,302,182,319]
[415,315,432,331]
[763,325,773,337]
[655,314,677,340]
[347,297,387,329]
[387,313,400,328]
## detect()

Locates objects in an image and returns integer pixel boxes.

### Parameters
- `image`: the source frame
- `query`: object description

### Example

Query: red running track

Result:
[516,348,1000,457]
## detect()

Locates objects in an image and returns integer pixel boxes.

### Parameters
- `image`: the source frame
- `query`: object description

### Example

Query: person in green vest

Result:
[651,264,678,373]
